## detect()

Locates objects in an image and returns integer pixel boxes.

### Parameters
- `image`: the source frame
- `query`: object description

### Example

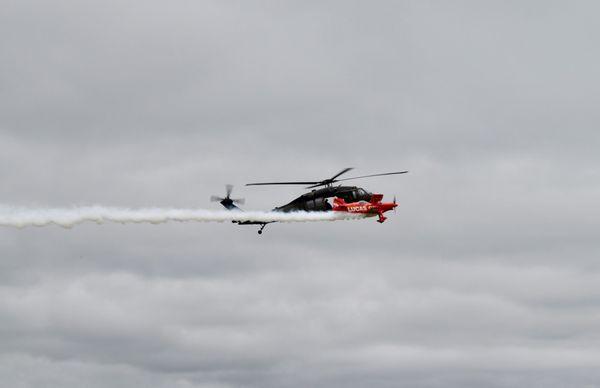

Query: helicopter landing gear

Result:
[258,224,267,235]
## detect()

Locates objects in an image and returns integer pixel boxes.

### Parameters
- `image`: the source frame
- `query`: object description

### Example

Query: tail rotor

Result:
[211,185,245,209]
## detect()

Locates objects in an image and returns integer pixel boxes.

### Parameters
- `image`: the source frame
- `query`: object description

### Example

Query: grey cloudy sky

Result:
[1,1,600,387]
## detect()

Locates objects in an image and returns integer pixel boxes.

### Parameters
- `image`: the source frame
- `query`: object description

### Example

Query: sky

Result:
[1,1,600,387]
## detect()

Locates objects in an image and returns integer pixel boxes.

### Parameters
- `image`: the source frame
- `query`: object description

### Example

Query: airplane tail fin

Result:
[333,197,346,206]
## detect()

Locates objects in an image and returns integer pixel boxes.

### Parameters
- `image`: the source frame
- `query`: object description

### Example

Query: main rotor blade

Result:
[329,167,354,181]
[303,168,355,188]
[231,198,245,205]
[225,184,233,197]
[210,195,224,202]
[336,171,409,182]
[246,181,319,186]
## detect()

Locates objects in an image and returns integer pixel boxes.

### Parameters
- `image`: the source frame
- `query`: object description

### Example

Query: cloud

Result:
[1,1,599,387]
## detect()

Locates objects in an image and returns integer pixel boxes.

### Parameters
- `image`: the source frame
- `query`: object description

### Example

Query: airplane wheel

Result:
[258,230,262,235]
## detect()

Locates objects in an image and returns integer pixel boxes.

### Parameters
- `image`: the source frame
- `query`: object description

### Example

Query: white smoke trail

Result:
[0,205,366,229]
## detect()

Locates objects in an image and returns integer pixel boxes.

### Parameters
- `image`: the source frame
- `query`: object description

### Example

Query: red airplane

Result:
[332,194,397,223]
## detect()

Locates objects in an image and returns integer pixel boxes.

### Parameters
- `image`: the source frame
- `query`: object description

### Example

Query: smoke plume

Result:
[0,205,365,229]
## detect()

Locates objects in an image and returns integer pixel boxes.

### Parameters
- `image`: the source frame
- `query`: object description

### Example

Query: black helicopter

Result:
[210,168,408,234]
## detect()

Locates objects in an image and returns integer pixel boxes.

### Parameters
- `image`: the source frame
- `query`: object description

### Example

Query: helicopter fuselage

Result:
[274,186,373,212]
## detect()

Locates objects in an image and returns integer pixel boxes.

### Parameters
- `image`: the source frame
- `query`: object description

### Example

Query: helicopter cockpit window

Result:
[357,189,368,197]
